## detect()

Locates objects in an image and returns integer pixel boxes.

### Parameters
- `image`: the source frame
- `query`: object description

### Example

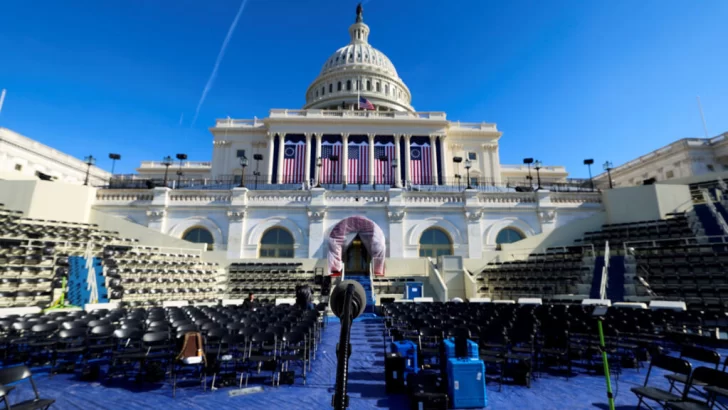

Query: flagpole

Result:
[357,78,360,110]
[697,96,709,138]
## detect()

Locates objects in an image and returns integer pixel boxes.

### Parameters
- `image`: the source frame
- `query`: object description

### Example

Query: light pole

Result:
[161,155,173,187]
[534,160,543,190]
[391,158,398,188]
[83,155,96,186]
[453,156,463,190]
[108,153,121,186]
[253,154,263,189]
[175,153,187,188]
[584,159,594,191]
[316,157,322,188]
[465,158,473,189]
[603,161,614,189]
[239,156,248,188]
[523,158,534,189]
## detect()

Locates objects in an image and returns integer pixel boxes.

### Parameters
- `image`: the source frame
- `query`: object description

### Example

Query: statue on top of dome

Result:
[356,3,363,23]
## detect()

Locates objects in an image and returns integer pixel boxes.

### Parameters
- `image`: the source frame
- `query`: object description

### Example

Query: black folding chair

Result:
[666,346,721,395]
[666,367,728,410]
[51,328,88,377]
[0,365,55,410]
[280,331,307,385]
[632,354,692,409]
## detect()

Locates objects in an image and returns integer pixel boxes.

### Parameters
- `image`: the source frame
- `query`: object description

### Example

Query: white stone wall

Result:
[593,135,728,188]
[0,127,110,185]
[94,188,602,263]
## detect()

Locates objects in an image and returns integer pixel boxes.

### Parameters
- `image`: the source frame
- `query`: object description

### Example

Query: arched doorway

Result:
[328,216,386,276]
[419,228,453,257]
[495,227,525,250]
[344,234,371,274]
[259,227,295,258]
[183,227,214,251]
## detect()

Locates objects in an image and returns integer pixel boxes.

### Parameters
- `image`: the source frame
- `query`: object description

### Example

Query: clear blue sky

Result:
[0,0,726,177]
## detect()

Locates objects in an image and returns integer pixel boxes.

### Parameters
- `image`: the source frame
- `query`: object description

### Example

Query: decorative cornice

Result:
[539,210,556,223]
[388,210,406,222]
[465,209,483,222]
[146,209,165,220]
[227,210,245,221]
[308,209,326,222]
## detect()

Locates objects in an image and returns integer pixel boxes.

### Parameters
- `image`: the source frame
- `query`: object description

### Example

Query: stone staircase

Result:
[347,274,376,313]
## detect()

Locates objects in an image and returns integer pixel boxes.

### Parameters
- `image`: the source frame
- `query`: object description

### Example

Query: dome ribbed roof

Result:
[320,43,399,77]
[303,4,413,112]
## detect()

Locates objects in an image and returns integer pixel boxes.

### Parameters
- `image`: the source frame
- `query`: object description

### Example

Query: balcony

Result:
[138,161,212,169]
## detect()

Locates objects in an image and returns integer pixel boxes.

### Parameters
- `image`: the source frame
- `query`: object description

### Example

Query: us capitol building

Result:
[5,5,604,270]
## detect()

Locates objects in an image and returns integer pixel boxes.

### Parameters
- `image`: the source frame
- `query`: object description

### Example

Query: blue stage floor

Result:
[4,317,706,409]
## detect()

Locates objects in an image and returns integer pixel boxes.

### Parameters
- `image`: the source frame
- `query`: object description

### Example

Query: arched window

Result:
[367,81,372,91]
[322,86,325,96]
[385,84,389,95]
[376,82,381,92]
[346,80,352,91]
[183,227,214,251]
[419,228,453,258]
[259,227,294,258]
[329,84,333,93]
[337,81,342,91]
[495,228,525,249]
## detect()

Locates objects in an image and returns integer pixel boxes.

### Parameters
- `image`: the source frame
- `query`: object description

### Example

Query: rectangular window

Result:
[14,164,22,171]
[236,149,246,158]
[665,170,674,179]
[468,152,477,161]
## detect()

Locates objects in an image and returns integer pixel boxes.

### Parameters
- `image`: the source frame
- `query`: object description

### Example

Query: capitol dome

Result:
[303,5,414,112]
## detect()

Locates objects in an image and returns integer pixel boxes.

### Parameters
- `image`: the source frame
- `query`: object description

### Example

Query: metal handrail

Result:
[702,189,728,234]
[621,234,728,254]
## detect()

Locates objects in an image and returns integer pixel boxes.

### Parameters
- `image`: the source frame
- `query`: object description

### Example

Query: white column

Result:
[430,135,439,186]
[276,133,286,184]
[304,133,312,185]
[341,133,349,185]
[394,135,402,188]
[315,133,323,185]
[439,135,448,184]
[368,134,375,184]
[266,133,275,184]
[492,145,502,184]
[404,135,412,185]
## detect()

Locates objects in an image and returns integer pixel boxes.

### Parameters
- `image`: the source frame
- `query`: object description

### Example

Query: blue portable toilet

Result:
[405,282,423,300]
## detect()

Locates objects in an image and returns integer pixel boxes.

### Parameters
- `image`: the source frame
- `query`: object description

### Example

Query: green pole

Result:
[597,320,616,410]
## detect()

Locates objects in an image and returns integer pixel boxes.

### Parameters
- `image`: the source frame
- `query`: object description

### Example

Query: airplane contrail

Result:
[191,0,249,125]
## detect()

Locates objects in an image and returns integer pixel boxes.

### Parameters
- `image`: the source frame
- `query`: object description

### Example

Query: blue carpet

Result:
[3,318,712,409]
[606,256,625,302]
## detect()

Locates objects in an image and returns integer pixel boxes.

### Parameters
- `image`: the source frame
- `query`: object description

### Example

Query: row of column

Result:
[265,133,447,185]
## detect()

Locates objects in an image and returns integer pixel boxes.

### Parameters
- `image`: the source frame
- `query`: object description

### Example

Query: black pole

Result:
[588,163,594,191]
[84,164,91,186]
[607,169,613,189]
[527,164,532,189]
[332,284,354,410]
[466,167,472,189]
[163,165,170,187]
[536,168,542,190]
[239,167,246,188]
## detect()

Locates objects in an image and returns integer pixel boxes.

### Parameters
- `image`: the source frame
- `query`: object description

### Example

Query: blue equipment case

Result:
[391,340,419,375]
[443,338,479,360]
[446,358,487,409]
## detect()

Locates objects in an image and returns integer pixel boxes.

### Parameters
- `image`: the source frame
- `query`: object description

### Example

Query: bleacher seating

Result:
[103,246,220,307]
[0,204,221,309]
[577,213,695,249]
[475,247,593,300]
[227,262,319,304]
[632,243,728,313]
